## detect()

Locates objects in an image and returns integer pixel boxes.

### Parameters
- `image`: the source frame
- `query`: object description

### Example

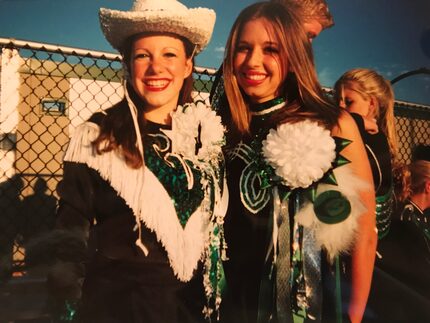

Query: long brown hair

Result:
[92,33,195,169]
[223,2,339,137]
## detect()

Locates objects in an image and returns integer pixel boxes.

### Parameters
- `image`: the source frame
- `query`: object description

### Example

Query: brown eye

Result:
[134,53,149,60]
[264,46,279,54]
[164,52,177,58]
[236,45,250,53]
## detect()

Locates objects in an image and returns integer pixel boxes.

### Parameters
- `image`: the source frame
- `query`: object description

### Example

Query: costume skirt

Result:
[79,254,206,323]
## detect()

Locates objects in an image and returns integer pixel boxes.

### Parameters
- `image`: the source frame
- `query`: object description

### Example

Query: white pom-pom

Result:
[262,120,336,189]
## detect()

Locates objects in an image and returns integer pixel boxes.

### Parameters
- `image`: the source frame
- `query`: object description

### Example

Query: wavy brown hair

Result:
[223,2,339,138]
[397,160,430,203]
[91,33,195,169]
[271,0,334,30]
[396,145,430,203]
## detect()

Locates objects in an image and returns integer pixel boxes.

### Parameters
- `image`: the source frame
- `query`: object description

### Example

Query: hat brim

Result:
[99,8,216,54]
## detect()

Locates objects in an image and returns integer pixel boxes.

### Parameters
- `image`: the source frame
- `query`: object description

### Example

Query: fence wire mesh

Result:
[0,39,429,279]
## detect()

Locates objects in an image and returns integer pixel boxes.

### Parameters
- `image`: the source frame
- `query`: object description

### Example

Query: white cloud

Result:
[318,67,336,87]
[213,46,225,60]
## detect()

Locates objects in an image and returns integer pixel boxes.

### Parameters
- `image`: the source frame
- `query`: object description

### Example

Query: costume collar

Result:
[64,121,212,282]
[250,97,286,116]
[408,199,424,215]
[146,119,170,130]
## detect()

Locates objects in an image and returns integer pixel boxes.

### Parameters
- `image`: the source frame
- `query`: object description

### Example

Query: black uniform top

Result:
[350,113,394,240]
[222,100,278,323]
[221,98,346,323]
[53,103,213,323]
[349,113,392,196]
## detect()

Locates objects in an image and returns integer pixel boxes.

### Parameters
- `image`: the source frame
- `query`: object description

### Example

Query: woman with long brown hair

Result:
[220,2,376,322]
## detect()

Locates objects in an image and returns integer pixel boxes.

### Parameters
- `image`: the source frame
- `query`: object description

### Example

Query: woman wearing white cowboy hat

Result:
[48,0,228,322]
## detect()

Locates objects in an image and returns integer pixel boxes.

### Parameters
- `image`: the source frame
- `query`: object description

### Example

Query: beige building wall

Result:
[16,72,69,197]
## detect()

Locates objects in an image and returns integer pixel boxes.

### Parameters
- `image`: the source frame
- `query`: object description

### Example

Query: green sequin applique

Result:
[144,133,205,228]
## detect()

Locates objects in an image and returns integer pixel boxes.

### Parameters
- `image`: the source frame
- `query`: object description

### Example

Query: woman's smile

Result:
[143,78,171,91]
[240,70,268,85]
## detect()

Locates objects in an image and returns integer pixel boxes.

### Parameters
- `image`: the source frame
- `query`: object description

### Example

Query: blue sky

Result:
[0,0,429,105]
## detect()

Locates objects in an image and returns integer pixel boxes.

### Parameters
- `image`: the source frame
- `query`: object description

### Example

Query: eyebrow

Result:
[264,41,278,46]
[237,40,279,46]
[133,46,181,52]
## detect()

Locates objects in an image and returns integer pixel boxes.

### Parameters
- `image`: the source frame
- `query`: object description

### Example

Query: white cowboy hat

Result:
[99,0,216,54]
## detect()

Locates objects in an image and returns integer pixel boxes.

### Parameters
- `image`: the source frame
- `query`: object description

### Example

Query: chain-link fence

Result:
[0,38,429,280]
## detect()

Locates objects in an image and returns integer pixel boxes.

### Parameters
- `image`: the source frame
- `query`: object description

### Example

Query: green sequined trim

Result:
[376,187,394,239]
[250,97,286,115]
[144,133,204,228]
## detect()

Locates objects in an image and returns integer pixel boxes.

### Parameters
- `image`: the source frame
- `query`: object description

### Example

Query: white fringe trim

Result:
[295,166,369,261]
[64,121,216,281]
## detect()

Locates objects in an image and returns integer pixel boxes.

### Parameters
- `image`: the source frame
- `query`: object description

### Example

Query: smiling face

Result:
[130,34,193,122]
[233,18,287,104]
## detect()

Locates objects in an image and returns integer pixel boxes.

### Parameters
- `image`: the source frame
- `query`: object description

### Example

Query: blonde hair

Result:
[223,2,338,136]
[334,68,398,159]
[271,0,334,29]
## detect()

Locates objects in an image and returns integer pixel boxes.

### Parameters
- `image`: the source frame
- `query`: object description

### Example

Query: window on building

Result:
[41,99,67,116]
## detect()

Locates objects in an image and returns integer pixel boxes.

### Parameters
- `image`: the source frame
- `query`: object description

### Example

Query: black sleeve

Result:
[43,162,96,303]
[56,161,95,233]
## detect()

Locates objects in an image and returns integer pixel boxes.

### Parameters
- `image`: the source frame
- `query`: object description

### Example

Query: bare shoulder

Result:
[331,110,360,139]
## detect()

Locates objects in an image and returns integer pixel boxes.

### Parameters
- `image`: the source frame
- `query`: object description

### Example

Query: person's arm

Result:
[362,116,378,134]
[24,161,94,321]
[50,162,95,319]
[332,111,377,323]
[55,162,94,235]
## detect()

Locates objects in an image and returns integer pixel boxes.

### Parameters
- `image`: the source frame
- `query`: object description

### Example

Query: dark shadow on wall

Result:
[0,174,23,283]
[21,177,57,246]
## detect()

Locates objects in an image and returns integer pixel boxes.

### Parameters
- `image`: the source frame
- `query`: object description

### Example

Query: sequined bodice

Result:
[144,121,204,227]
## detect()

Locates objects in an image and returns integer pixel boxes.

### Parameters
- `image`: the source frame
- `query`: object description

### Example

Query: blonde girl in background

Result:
[334,68,398,240]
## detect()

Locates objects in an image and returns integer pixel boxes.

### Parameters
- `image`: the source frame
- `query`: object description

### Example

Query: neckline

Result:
[146,119,171,130]
[250,97,286,116]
